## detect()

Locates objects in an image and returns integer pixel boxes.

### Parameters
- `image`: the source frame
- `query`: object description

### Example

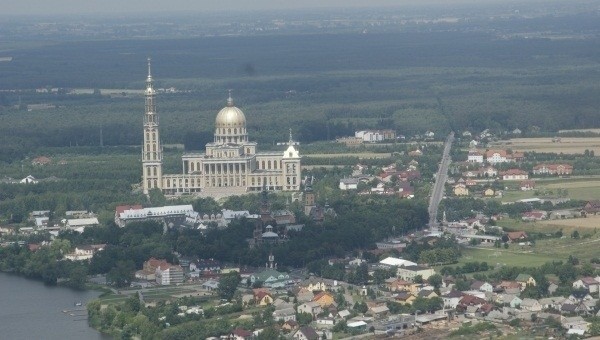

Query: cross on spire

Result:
[227,89,234,106]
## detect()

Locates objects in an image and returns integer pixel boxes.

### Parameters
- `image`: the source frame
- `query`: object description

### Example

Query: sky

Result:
[3,0,509,16]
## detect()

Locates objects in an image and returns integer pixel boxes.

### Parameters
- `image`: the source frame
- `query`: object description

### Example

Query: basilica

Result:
[142,59,301,199]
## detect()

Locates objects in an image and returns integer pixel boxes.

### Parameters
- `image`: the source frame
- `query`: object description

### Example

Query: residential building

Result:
[516,274,537,290]
[573,277,599,293]
[467,150,484,163]
[249,269,290,288]
[339,178,359,190]
[64,244,106,261]
[453,183,469,196]
[312,291,335,308]
[532,164,573,176]
[155,263,184,285]
[520,298,542,312]
[292,326,320,340]
[500,169,528,181]
[297,302,322,318]
[397,266,436,281]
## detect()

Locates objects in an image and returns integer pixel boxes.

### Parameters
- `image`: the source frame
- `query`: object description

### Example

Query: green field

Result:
[460,247,559,268]
[500,177,600,203]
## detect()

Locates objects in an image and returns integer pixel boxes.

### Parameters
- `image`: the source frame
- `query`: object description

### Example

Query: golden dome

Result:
[215,93,246,129]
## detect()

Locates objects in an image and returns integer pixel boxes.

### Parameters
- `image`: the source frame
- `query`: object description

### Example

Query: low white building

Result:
[339,178,359,190]
[65,218,99,230]
[397,266,436,281]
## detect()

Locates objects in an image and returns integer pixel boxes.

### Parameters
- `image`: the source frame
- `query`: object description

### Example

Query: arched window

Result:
[190,163,195,172]
[268,160,271,169]
[153,167,157,176]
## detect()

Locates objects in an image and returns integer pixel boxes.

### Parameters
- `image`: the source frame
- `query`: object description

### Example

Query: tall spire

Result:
[227,89,234,107]
[288,128,293,145]
[146,57,153,82]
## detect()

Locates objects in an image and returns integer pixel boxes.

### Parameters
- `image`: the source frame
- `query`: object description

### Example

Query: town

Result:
[2,122,600,339]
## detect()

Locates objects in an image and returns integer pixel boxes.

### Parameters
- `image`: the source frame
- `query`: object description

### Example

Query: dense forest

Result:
[1,22,600,163]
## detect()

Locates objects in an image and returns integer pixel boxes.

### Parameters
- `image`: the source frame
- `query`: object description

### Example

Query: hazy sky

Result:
[4,0,506,16]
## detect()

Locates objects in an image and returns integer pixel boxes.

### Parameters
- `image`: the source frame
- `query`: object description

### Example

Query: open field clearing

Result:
[536,215,600,230]
[500,178,600,202]
[305,152,391,158]
[559,128,600,134]
[460,247,558,267]
[491,137,600,154]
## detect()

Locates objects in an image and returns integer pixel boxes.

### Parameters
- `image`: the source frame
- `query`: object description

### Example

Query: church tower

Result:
[142,58,163,195]
[282,129,301,191]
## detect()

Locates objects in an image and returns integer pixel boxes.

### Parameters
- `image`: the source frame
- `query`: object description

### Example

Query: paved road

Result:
[428,132,454,229]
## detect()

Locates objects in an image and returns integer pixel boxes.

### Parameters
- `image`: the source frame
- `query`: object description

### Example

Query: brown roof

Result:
[115,204,143,215]
[506,231,528,241]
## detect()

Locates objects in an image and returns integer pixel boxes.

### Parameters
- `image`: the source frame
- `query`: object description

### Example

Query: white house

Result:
[20,175,38,184]
[467,150,484,163]
[573,277,599,293]
[65,218,99,230]
[297,302,322,318]
[397,266,435,281]
[339,178,359,190]
[155,264,184,285]
[520,298,542,312]
[64,244,106,261]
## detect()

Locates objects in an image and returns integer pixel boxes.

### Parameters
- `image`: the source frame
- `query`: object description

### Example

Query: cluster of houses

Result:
[339,161,419,199]
[450,147,575,198]
[14,210,100,235]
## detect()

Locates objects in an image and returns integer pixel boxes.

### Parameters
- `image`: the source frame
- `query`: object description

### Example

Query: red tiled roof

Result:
[115,204,143,215]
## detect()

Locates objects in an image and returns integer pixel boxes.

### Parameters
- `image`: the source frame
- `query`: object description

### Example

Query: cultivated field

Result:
[536,215,600,230]
[305,152,391,159]
[491,137,600,154]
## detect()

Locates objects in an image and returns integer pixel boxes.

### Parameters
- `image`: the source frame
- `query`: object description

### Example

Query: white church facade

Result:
[141,59,301,199]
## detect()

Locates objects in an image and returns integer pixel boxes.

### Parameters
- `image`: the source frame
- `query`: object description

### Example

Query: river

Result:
[0,272,110,340]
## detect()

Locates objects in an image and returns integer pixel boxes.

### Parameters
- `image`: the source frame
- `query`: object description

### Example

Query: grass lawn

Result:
[459,247,559,268]
[499,177,600,202]
[493,137,600,155]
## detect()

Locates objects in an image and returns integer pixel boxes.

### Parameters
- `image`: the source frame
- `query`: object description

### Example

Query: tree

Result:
[571,230,580,239]
[107,260,134,287]
[428,274,443,290]
[297,312,313,326]
[413,275,423,284]
[217,271,241,301]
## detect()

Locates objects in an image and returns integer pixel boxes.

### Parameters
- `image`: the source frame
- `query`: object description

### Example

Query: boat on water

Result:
[74,302,82,307]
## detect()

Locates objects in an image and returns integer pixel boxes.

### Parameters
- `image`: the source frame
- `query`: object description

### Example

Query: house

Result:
[249,269,290,288]
[64,244,106,261]
[300,276,329,292]
[521,210,547,221]
[561,316,590,334]
[442,290,463,309]
[254,290,274,306]
[20,175,38,184]
[483,188,495,197]
[532,164,573,176]
[397,266,436,281]
[387,278,419,294]
[500,169,528,181]
[485,150,510,164]
[230,328,253,340]
[395,292,416,305]
[282,320,299,332]
[312,291,335,308]
[136,257,169,281]
[418,289,438,299]
[201,280,219,291]
[339,178,359,190]
[497,281,522,294]
[497,294,522,308]
[368,305,390,318]
[539,297,563,310]
[573,277,599,293]
[337,309,351,319]
[479,166,498,178]
[583,200,600,215]
[465,179,477,187]
[453,183,469,196]
[189,259,221,274]
[470,281,493,293]
[65,218,100,230]
[292,326,320,340]
[506,231,529,242]
[273,307,297,322]
[520,298,542,312]
[32,156,52,166]
[467,150,484,163]
[297,302,322,318]
[516,274,536,290]
[458,294,487,310]
[520,180,536,191]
